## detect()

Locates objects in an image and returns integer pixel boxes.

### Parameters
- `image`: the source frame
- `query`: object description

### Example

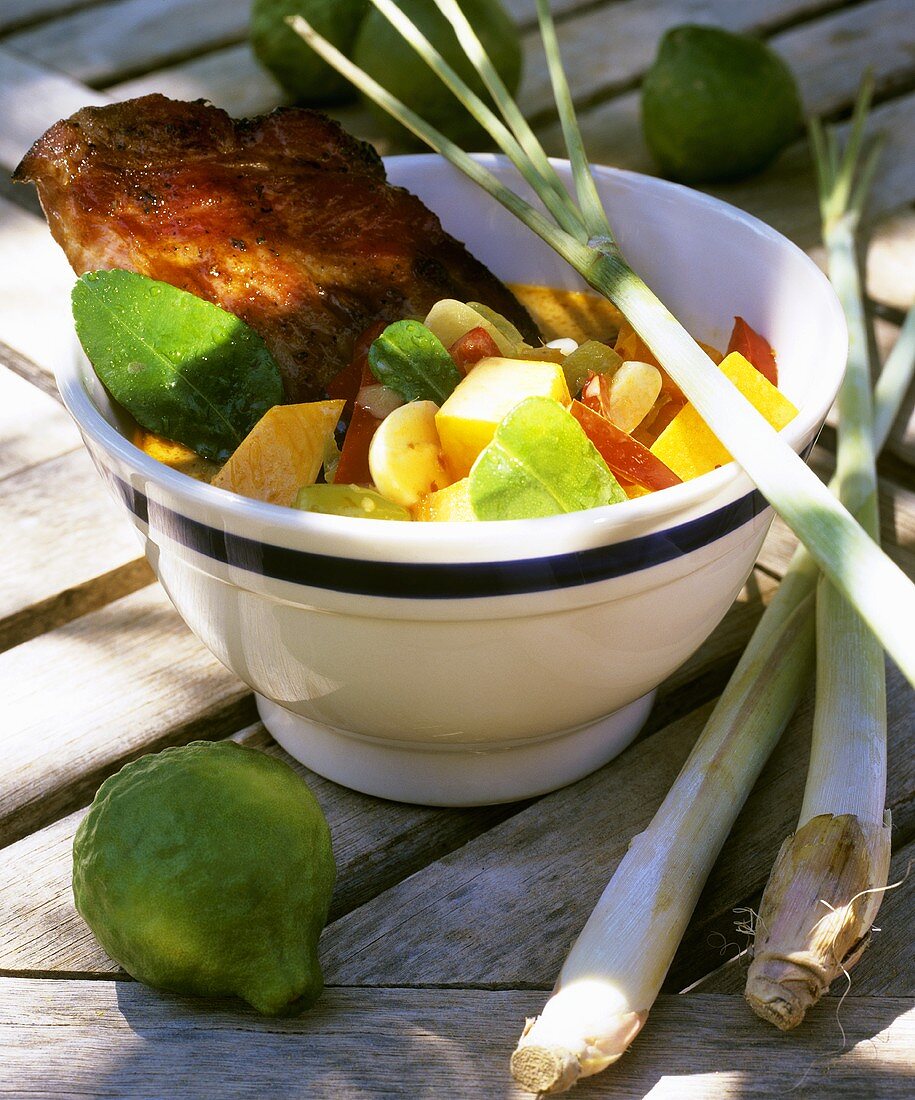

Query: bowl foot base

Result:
[256,691,657,806]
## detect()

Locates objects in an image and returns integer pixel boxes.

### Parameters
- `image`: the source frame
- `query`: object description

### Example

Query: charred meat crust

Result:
[15,94,540,402]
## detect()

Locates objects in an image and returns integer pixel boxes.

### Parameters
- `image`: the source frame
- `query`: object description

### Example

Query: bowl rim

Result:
[55,154,847,562]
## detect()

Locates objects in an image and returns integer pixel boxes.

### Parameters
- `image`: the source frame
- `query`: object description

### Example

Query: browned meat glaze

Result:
[14,94,539,401]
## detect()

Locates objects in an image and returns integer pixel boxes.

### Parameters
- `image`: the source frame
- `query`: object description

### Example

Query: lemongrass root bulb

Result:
[745,812,892,1030]
[511,979,646,1093]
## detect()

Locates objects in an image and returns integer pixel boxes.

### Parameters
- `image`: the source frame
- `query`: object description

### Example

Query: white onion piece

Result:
[357,384,405,420]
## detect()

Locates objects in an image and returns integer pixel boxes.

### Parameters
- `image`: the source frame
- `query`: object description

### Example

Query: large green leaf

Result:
[469,396,627,519]
[73,270,284,461]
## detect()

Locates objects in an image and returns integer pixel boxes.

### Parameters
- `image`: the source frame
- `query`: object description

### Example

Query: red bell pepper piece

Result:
[570,400,682,491]
[330,321,388,485]
[326,320,388,420]
[448,326,501,374]
[726,316,778,386]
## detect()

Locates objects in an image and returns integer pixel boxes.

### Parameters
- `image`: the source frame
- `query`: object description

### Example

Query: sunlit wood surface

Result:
[0,1,913,1096]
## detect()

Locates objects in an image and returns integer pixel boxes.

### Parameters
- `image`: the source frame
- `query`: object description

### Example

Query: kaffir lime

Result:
[352,0,522,147]
[250,0,370,104]
[73,741,335,1015]
[641,25,802,183]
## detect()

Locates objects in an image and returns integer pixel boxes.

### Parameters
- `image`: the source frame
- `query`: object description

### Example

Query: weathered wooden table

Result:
[1,1,913,1096]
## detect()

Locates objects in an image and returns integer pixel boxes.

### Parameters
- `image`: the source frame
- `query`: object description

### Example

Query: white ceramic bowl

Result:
[58,156,846,806]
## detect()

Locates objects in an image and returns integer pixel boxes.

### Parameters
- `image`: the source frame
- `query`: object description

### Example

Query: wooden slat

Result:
[108,0,843,136]
[0,365,77,481]
[1,980,912,1099]
[756,451,915,578]
[3,0,250,86]
[0,47,108,172]
[312,657,913,992]
[538,0,915,203]
[690,834,915,996]
[0,0,101,36]
[518,0,845,124]
[0,584,254,848]
[0,721,516,976]
[0,196,79,377]
[0,447,152,653]
[0,569,784,975]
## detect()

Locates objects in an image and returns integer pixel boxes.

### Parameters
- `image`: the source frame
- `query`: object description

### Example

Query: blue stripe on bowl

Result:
[104,471,769,598]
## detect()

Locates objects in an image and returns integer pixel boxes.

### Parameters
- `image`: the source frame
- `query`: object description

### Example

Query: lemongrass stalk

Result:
[432,0,577,217]
[873,301,915,446]
[533,0,613,240]
[347,2,588,240]
[511,297,915,1089]
[287,16,915,685]
[745,90,892,1030]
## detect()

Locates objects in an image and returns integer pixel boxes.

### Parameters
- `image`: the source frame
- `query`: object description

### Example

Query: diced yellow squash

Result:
[435,357,571,478]
[650,352,798,481]
[212,400,344,506]
[413,478,476,521]
[368,400,452,508]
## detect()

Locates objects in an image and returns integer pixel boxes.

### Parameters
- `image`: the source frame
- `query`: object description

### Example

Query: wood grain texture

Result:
[518,0,844,124]
[755,451,915,579]
[0,48,108,172]
[3,0,250,86]
[0,570,785,976]
[0,0,103,35]
[0,448,151,653]
[0,365,77,482]
[315,659,913,993]
[540,2,915,212]
[0,721,518,976]
[0,196,80,378]
[0,584,255,848]
[1,980,912,1099]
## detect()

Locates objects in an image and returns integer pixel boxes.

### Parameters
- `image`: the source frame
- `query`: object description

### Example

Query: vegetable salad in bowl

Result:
[73,271,797,524]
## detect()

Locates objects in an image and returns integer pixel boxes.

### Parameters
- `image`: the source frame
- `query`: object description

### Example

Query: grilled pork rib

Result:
[14,95,538,401]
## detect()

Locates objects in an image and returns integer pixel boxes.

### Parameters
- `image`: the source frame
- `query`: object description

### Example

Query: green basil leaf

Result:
[73,270,284,461]
[368,319,461,404]
[469,396,627,520]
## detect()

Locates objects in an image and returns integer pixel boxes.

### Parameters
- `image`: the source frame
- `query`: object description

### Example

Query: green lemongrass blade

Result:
[357,0,586,239]
[874,301,915,449]
[432,0,582,229]
[848,136,884,220]
[587,251,915,685]
[513,578,817,1087]
[534,0,613,241]
[293,11,915,683]
[287,15,587,264]
[835,73,876,211]
[807,117,832,212]
[800,154,885,826]
[516,268,915,1083]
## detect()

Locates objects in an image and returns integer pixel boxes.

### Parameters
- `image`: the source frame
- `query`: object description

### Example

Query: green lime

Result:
[73,741,335,1016]
[250,0,370,104]
[641,25,803,183]
[352,0,522,147]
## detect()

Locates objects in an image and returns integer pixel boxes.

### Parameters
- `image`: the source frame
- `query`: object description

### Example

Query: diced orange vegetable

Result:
[212,400,345,506]
[650,352,798,481]
[134,428,220,482]
[570,401,681,491]
[413,478,476,521]
[727,316,778,385]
